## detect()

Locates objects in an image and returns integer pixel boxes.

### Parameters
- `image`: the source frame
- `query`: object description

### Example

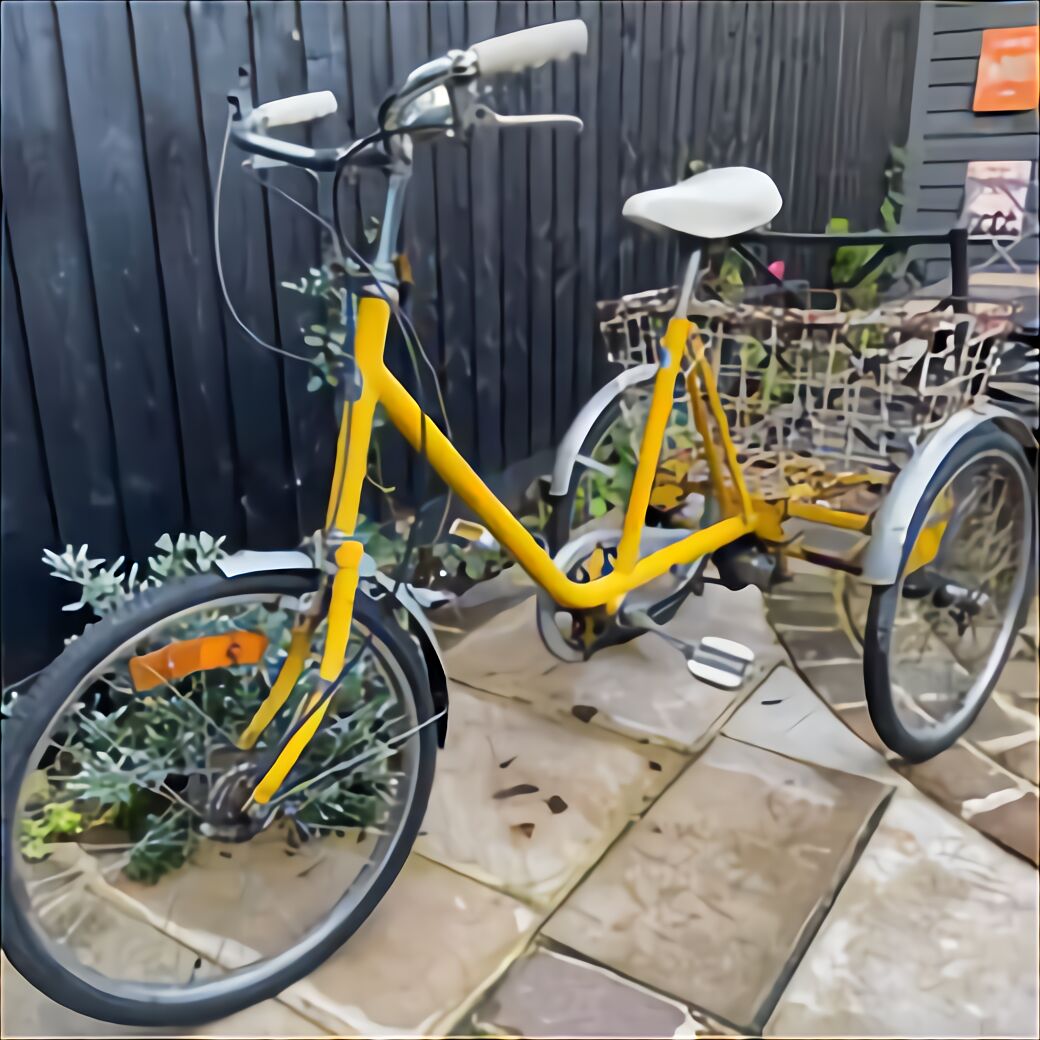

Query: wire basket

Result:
[597,288,1014,499]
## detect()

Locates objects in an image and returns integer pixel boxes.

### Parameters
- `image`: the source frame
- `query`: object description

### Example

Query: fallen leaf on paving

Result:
[493,783,540,800]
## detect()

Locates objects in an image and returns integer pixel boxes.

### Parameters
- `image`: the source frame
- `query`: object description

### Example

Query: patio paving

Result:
[4,563,1037,1039]
[768,791,1040,1038]
[542,736,890,1032]
[444,580,783,749]
[767,570,1040,866]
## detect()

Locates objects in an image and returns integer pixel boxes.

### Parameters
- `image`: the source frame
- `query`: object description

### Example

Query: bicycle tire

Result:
[863,427,1035,762]
[2,568,437,1027]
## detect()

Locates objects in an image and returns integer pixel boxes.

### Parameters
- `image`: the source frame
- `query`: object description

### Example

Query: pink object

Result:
[767,260,786,279]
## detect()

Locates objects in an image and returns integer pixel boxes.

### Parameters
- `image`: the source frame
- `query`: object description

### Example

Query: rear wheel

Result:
[2,569,436,1026]
[862,428,1035,761]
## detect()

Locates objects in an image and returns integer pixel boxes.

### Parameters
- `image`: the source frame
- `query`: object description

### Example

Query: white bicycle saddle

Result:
[623,166,782,239]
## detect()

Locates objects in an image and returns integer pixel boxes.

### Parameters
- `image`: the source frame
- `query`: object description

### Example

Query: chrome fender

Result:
[859,403,1035,586]
[549,363,659,496]
[216,549,448,743]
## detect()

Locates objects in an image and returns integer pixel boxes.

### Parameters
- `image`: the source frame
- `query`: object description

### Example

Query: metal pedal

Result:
[621,608,755,690]
[686,636,755,689]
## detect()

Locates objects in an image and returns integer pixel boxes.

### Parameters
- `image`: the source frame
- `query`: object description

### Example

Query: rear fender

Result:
[859,404,1035,585]
[549,363,659,496]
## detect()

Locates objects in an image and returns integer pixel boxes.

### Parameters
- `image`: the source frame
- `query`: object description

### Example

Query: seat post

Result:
[674,235,704,317]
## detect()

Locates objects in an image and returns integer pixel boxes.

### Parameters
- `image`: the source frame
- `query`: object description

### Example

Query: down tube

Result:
[373,363,752,609]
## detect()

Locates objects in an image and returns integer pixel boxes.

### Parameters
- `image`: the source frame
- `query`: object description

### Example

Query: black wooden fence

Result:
[1,0,919,682]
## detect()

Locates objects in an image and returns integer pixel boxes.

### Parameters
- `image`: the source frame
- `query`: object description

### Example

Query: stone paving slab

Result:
[444,583,784,750]
[543,736,890,1032]
[415,682,685,905]
[722,666,901,786]
[459,942,721,1038]
[1,955,326,1038]
[767,792,1040,1038]
[766,572,1040,865]
[895,747,1040,865]
[280,854,538,1036]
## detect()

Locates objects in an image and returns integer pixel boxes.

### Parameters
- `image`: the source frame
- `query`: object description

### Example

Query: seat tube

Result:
[613,247,701,588]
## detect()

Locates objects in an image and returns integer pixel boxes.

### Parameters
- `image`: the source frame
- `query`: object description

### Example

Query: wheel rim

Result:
[6,588,423,1006]
[885,448,1032,741]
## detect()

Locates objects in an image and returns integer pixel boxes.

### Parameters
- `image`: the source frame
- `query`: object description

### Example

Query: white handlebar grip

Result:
[471,19,588,75]
[253,91,338,128]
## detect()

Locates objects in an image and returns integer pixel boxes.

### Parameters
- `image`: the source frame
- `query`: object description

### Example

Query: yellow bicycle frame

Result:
[249,292,874,801]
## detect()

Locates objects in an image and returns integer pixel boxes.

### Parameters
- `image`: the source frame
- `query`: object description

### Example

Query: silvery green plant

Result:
[42,532,228,618]
[12,530,396,884]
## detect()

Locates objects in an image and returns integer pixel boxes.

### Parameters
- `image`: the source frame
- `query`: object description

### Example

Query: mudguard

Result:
[859,403,1035,585]
[549,363,659,495]
[216,549,449,744]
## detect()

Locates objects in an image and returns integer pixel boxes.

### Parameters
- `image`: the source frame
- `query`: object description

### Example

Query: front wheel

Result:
[2,569,436,1026]
[862,428,1035,761]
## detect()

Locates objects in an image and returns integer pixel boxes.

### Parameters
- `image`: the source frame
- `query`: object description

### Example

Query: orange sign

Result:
[973,25,1039,112]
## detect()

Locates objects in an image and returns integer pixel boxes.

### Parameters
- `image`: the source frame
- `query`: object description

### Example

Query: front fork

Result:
[246,297,391,805]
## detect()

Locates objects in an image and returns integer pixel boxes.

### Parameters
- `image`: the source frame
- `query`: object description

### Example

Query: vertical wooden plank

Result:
[551,0,579,435]
[737,0,780,248]
[709,2,749,169]
[495,0,531,466]
[388,0,445,501]
[429,0,476,461]
[616,1,644,293]
[634,0,663,287]
[300,0,359,248]
[652,0,683,285]
[55,0,186,560]
[1,218,72,682]
[595,0,622,304]
[189,0,297,547]
[811,2,845,231]
[766,0,803,232]
[467,0,504,472]
[674,1,701,186]
[575,0,602,406]
[344,0,393,242]
[250,0,330,536]
[129,0,242,544]
[526,0,556,454]
[344,0,409,500]
[0,0,125,558]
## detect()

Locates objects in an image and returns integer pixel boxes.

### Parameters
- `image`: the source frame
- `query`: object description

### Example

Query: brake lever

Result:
[470,103,583,131]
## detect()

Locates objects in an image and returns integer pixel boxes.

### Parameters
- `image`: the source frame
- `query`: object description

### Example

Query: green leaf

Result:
[880,196,897,231]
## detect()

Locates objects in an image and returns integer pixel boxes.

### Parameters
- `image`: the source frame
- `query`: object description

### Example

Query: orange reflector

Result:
[129,631,269,692]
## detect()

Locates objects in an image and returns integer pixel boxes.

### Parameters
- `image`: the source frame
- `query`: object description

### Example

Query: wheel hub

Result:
[193,747,272,843]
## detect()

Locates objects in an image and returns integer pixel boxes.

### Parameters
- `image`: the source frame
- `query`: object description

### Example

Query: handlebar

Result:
[470,19,588,75]
[228,19,588,171]
[251,90,338,128]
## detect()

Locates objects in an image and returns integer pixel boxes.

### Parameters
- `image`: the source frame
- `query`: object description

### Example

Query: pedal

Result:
[621,607,755,690]
[686,636,755,689]
[448,518,500,551]
[404,584,457,610]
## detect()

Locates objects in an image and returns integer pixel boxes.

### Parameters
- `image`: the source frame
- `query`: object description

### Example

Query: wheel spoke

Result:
[7,586,429,1011]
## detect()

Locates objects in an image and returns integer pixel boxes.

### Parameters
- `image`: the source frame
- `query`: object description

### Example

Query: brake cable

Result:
[218,111,455,585]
